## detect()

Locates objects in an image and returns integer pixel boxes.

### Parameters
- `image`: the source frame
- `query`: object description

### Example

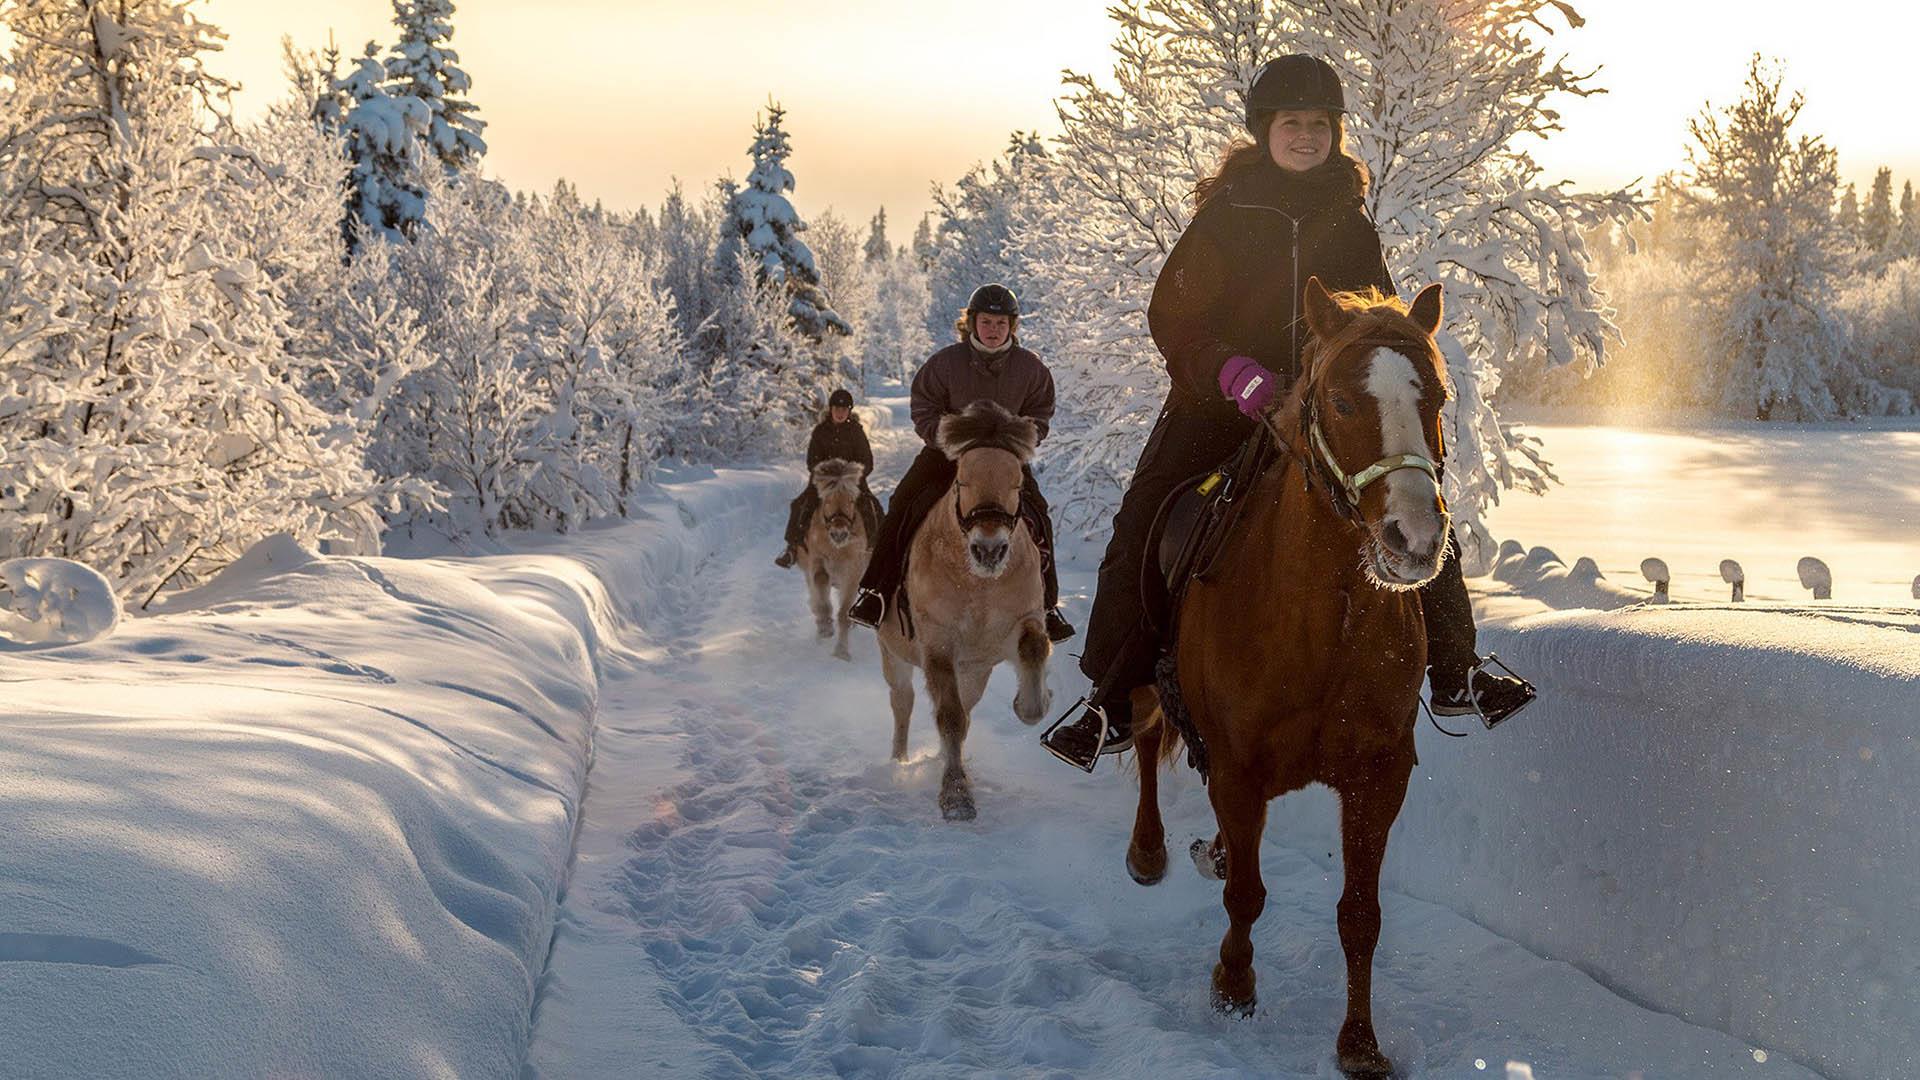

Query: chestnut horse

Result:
[1126,278,1451,1078]
[878,400,1053,821]
[801,458,871,660]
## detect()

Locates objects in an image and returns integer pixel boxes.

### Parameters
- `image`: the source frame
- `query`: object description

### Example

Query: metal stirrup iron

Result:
[1039,696,1107,774]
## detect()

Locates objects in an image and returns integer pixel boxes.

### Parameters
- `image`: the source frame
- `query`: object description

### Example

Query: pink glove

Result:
[1219,355,1277,418]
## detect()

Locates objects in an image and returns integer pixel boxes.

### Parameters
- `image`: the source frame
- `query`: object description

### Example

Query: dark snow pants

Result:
[1078,399,1478,705]
[857,446,1060,610]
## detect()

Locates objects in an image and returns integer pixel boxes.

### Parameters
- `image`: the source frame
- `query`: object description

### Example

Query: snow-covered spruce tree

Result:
[716,101,851,341]
[1861,166,1895,254]
[335,44,429,247]
[924,132,1051,347]
[0,0,401,602]
[1900,181,1920,258]
[382,0,486,172]
[1679,57,1908,420]
[1021,0,1640,568]
[1836,183,1861,250]
[864,207,891,264]
[910,212,936,272]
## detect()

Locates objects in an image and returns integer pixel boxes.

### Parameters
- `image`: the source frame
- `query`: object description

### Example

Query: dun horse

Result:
[801,458,871,661]
[878,400,1052,821]
[1127,279,1451,1078]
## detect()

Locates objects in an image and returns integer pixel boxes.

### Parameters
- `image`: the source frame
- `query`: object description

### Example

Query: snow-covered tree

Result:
[0,0,402,602]
[862,251,933,390]
[336,45,429,246]
[1861,166,1895,253]
[925,133,1051,346]
[910,212,936,271]
[715,101,850,340]
[1023,0,1639,567]
[864,208,891,264]
[1836,184,1861,247]
[807,209,871,389]
[383,0,486,171]
[1679,57,1907,419]
[1897,180,1919,259]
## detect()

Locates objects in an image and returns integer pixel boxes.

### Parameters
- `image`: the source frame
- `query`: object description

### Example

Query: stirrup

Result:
[846,588,885,629]
[1038,696,1122,773]
[1428,652,1534,732]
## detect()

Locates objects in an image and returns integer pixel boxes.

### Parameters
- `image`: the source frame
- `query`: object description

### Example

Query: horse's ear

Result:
[1408,282,1443,337]
[1303,276,1349,340]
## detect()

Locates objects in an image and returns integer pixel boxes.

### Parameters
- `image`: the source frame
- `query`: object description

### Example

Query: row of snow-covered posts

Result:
[1635,556,1904,602]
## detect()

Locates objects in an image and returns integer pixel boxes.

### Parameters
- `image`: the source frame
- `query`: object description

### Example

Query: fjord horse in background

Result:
[1126,279,1451,1078]
[801,458,872,661]
[878,400,1052,822]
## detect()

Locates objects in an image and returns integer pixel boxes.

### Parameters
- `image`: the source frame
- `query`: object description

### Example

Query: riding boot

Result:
[1420,532,1536,726]
[851,446,958,628]
[778,489,817,568]
[1040,694,1134,772]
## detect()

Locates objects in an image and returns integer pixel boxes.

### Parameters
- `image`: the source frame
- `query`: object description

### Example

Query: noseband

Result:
[955,496,1021,535]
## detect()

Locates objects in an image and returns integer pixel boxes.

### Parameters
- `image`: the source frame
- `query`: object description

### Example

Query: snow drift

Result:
[0,467,794,1079]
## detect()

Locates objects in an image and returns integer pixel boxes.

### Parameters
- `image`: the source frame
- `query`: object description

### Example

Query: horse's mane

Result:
[1288,289,1449,410]
[811,458,865,497]
[937,400,1038,463]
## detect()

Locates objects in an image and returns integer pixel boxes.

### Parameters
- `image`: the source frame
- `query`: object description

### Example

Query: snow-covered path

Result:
[526,433,1807,1078]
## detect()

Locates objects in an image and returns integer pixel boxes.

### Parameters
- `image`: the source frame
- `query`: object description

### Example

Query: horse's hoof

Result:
[940,794,977,822]
[1209,985,1256,1019]
[1126,844,1167,886]
[815,625,833,640]
[1190,837,1226,881]
[1336,1048,1394,1078]
[832,645,852,661]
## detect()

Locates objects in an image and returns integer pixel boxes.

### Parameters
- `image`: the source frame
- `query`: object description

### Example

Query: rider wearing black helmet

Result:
[847,284,1075,643]
[1041,54,1536,771]
[775,388,880,568]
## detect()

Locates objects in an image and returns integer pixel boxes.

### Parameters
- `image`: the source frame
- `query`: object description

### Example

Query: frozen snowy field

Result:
[3,414,1914,1078]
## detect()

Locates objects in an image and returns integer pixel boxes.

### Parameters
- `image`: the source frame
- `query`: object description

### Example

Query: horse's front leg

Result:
[880,644,914,762]
[830,569,854,661]
[807,563,833,638]
[924,652,975,821]
[1209,768,1268,1017]
[1126,690,1168,886]
[1333,755,1413,1078]
[1009,616,1051,725]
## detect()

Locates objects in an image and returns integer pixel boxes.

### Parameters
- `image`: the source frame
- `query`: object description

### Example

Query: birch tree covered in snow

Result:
[0,0,399,602]
[1025,0,1640,569]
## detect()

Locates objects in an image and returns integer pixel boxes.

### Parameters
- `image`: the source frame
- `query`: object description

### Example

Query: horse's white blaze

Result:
[1363,347,1444,563]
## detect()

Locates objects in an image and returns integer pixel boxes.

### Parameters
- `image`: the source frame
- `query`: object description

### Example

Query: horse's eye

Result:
[1331,394,1355,417]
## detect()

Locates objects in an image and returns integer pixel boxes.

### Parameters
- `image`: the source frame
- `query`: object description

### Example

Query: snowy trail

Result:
[527,437,1807,1079]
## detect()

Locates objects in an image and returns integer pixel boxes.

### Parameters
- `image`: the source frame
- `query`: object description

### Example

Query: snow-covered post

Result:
[1719,559,1745,602]
[1640,558,1671,602]
[1911,574,1919,603]
[1797,557,1833,601]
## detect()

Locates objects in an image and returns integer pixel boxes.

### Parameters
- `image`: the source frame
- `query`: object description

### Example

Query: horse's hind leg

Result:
[881,646,914,762]
[808,564,833,638]
[1333,758,1414,1078]
[1126,690,1169,886]
[1010,617,1051,725]
[1208,769,1268,1017]
[924,652,976,821]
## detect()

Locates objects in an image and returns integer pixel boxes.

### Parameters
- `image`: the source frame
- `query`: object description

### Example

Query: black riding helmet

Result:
[966,283,1020,318]
[828,388,854,409]
[1245,55,1346,137]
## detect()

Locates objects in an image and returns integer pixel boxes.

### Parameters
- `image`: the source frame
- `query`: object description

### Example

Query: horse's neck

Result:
[1261,456,1369,608]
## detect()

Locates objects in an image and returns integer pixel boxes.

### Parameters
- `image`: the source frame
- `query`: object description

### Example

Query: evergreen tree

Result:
[1836,183,1861,246]
[715,101,851,340]
[1681,58,1903,419]
[864,207,891,264]
[1899,180,1919,257]
[337,45,429,246]
[925,133,1050,345]
[0,0,396,601]
[1862,166,1895,252]
[911,212,936,271]
[383,0,487,171]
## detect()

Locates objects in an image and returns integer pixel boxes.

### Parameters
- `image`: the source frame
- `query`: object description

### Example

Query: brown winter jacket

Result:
[909,342,1056,446]
[1149,157,1395,416]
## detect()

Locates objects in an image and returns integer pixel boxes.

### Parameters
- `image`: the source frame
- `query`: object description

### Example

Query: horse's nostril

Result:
[971,541,1007,566]
[1382,520,1410,555]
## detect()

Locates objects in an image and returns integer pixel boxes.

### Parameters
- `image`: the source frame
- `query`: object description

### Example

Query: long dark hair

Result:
[1193,111,1370,213]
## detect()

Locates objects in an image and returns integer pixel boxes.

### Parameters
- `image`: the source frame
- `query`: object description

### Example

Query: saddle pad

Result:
[1142,430,1276,639]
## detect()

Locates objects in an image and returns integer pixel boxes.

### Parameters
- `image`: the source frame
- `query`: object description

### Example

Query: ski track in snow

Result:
[528,436,1809,1080]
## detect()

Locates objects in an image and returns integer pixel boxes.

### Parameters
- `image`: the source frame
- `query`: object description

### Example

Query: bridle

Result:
[1285,335,1445,523]
[954,489,1022,535]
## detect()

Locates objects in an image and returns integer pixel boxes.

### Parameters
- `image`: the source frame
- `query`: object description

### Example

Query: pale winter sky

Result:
[202,0,1914,227]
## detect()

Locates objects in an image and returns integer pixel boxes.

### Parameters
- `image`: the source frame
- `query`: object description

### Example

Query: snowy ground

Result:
[526,409,1822,1079]
[6,411,1910,1078]
[1484,412,1920,607]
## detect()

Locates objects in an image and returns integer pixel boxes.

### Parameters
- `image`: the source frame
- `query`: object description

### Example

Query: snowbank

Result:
[0,467,794,1079]
[1265,572,1920,1079]
[0,557,121,646]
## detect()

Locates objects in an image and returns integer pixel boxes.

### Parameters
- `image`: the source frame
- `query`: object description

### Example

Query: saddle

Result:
[1142,426,1278,643]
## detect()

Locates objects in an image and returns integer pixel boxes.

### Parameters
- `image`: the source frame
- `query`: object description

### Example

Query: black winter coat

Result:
[806,415,874,475]
[1148,157,1395,417]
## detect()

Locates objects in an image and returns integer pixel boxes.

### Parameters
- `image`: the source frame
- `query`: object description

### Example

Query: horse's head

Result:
[811,458,865,547]
[937,400,1037,579]
[1281,276,1451,590]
